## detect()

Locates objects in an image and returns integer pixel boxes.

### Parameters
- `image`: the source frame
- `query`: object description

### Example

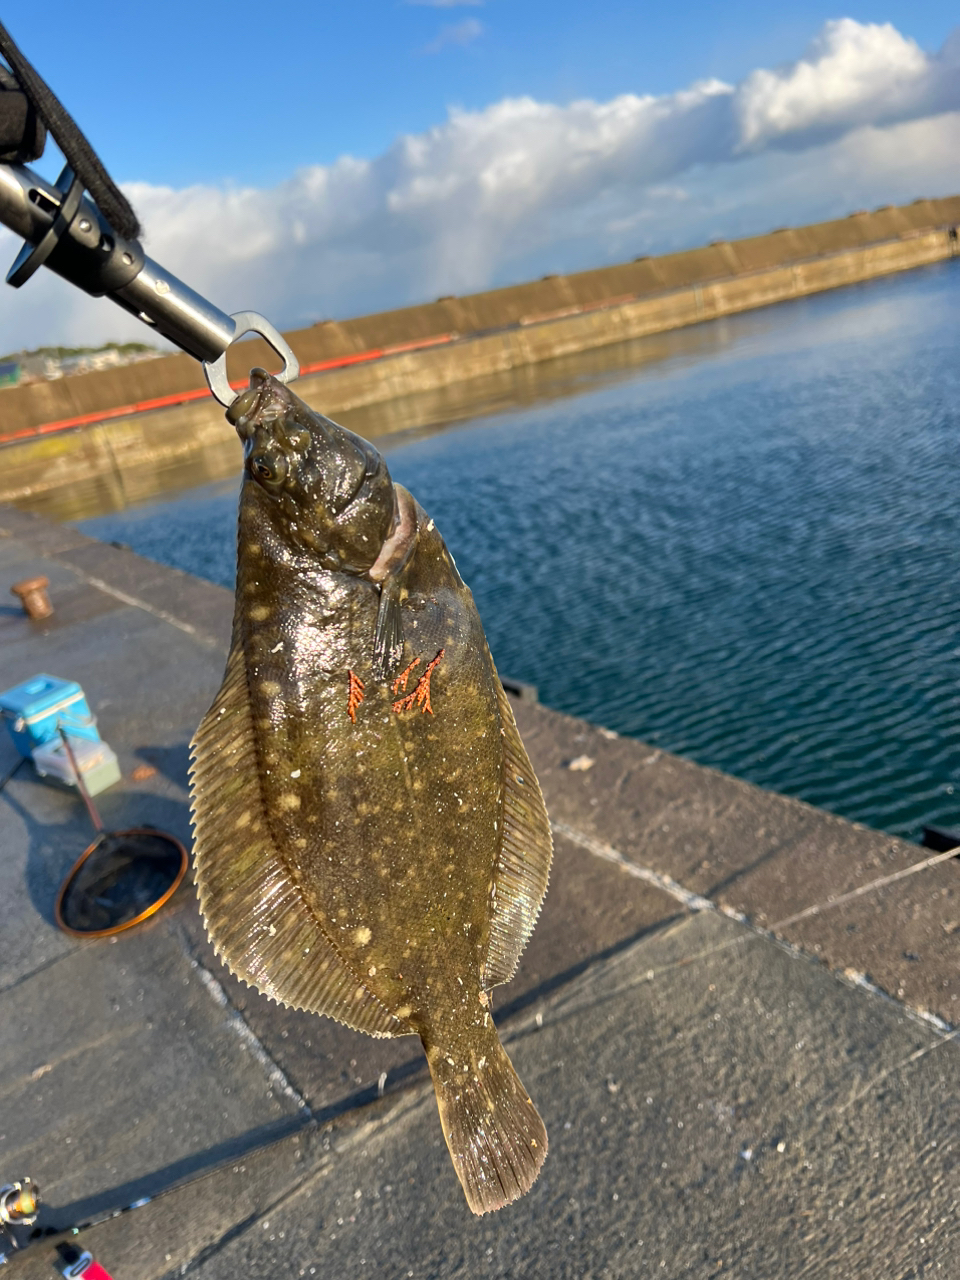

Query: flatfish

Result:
[190,370,553,1213]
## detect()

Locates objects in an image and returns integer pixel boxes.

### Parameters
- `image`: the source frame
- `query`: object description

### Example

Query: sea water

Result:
[77,261,960,841]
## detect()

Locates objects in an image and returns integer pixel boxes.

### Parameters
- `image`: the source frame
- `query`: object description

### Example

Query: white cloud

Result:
[2,19,958,355]
[736,18,959,149]
[423,17,483,53]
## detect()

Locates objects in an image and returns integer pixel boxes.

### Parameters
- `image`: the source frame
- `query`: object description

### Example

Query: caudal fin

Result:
[425,1025,547,1215]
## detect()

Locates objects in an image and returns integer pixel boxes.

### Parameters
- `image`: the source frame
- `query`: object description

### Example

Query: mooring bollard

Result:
[10,575,53,620]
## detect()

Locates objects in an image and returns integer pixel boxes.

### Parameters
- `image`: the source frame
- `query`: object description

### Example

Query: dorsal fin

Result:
[482,681,553,988]
[189,644,405,1037]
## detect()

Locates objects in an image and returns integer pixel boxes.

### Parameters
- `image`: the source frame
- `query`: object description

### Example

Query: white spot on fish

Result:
[290,769,301,778]
[271,641,283,653]
[354,926,372,946]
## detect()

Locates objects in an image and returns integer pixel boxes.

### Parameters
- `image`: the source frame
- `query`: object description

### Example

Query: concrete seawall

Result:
[1,196,958,516]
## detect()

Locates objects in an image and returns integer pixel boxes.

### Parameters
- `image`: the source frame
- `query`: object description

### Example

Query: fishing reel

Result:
[0,1176,40,1264]
[0,1176,40,1227]
[0,1178,116,1276]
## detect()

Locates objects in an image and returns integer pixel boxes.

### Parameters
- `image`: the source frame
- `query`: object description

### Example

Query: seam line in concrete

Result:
[554,819,958,934]
[836,1026,960,1113]
[551,820,715,912]
[57,566,223,648]
[190,958,313,1118]
[553,821,960,1033]
[80,574,202,637]
[523,907,960,1061]
[772,846,960,929]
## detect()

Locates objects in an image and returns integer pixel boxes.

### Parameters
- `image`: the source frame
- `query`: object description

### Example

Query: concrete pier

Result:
[1,503,958,1276]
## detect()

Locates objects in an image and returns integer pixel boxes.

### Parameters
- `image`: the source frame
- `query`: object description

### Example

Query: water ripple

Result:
[79,263,960,843]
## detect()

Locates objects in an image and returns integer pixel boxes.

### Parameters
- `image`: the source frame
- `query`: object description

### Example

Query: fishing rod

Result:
[0,21,299,407]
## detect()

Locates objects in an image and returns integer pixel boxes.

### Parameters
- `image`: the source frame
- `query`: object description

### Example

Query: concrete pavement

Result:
[1,502,958,1278]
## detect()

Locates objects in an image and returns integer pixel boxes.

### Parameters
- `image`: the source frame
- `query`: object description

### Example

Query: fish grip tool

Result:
[0,20,298,405]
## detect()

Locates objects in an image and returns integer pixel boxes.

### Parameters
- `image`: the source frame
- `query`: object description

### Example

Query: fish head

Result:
[228,369,396,573]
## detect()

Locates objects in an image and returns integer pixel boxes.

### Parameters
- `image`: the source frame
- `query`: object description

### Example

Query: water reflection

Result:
[11,434,243,527]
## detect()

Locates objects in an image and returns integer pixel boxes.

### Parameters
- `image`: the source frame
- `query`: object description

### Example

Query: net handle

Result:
[58,726,104,832]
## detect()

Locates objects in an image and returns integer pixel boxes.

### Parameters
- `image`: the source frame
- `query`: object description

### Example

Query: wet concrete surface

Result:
[0,503,958,1277]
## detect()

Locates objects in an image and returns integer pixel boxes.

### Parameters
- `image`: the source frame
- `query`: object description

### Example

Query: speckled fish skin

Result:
[190,369,553,1214]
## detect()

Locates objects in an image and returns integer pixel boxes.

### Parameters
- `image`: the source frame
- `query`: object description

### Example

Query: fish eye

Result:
[249,453,287,487]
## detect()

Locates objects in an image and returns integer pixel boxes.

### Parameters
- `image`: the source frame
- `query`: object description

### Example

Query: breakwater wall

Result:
[2,195,958,515]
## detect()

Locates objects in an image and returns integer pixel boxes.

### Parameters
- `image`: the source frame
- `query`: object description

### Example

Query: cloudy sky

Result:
[2,2,959,353]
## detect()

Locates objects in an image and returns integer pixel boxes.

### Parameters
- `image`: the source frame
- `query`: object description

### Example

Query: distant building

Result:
[13,345,163,384]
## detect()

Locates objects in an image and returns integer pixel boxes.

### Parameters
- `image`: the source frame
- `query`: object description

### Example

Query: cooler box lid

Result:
[0,674,85,720]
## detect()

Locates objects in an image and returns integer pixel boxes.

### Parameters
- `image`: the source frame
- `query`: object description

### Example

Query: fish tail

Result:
[424,1024,547,1215]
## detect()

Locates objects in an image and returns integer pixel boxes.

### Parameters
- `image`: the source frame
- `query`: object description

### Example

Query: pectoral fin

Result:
[372,577,405,681]
[369,485,419,682]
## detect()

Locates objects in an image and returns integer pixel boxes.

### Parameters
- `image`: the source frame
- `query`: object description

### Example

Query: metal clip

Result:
[203,311,300,407]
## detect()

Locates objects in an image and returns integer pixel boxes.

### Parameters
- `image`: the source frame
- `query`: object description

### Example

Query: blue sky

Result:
[14,1,959,185]
[2,3,959,349]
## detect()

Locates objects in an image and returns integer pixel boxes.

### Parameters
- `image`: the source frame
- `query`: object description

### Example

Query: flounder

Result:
[190,369,553,1213]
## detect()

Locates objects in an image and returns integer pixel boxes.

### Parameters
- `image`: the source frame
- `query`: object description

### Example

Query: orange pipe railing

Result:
[0,332,459,446]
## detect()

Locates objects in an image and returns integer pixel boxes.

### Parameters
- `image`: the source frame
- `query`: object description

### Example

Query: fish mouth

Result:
[227,369,309,443]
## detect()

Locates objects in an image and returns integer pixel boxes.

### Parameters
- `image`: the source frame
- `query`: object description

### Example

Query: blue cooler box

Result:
[0,675,100,759]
